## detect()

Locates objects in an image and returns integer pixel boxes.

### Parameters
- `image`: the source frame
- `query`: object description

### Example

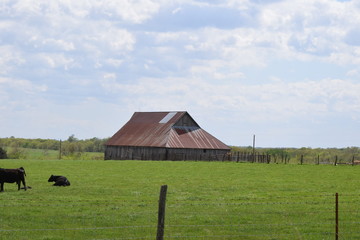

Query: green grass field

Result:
[0,159,359,239]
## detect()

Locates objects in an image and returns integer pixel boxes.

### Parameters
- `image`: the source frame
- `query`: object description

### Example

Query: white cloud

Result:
[0,46,25,74]
[100,74,360,123]
[41,38,75,51]
[37,53,75,69]
[253,0,360,64]
[105,58,124,67]
[0,77,48,94]
[172,7,182,14]
[6,0,161,23]
[190,63,245,80]
[346,69,359,77]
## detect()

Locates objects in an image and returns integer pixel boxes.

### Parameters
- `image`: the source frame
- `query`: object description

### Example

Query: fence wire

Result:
[1,193,359,239]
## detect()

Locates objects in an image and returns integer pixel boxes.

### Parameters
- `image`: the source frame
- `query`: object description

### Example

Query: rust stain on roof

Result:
[106,111,230,150]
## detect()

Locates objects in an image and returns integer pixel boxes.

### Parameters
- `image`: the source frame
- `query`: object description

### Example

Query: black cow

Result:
[0,167,27,192]
[48,175,70,186]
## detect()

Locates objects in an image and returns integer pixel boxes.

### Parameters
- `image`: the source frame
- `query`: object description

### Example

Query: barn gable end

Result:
[105,111,230,161]
[173,112,199,127]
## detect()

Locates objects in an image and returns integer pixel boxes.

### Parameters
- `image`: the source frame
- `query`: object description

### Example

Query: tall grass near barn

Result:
[0,159,359,239]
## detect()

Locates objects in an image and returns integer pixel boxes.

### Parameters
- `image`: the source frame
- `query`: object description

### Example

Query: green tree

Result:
[0,147,7,159]
[67,134,78,143]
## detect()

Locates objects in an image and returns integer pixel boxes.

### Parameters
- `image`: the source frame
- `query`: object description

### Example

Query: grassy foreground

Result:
[0,159,359,239]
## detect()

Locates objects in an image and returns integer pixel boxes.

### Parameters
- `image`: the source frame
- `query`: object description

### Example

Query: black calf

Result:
[48,175,71,186]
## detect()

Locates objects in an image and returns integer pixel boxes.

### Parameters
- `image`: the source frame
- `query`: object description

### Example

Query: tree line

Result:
[0,135,109,159]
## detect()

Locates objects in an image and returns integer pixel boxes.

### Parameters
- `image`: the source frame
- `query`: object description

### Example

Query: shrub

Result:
[0,147,7,159]
[7,146,26,159]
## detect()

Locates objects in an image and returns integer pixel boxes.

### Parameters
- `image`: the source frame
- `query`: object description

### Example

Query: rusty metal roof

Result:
[106,111,230,150]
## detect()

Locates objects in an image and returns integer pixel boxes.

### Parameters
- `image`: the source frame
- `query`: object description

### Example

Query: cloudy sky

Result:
[1,0,360,148]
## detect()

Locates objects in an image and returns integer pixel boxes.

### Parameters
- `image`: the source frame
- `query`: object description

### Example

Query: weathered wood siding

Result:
[105,146,230,161]
[174,114,197,127]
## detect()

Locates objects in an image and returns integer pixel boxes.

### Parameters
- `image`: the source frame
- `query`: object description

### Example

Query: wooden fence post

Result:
[252,134,256,163]
[335,193,339,240]
[59,139,62,160]
[157,185,168,240]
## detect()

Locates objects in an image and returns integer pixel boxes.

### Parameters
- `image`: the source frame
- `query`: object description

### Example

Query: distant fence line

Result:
[106,150,360,165]
[227,152,272,163]
[225,152,360,165]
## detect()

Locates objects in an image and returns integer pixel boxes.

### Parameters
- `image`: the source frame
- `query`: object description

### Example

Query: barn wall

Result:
[105,146,230,161]
[166,148,229,161]
[105,146,166,160]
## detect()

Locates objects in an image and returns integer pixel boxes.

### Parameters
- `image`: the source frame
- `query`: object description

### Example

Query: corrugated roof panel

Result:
[166,126,229,150]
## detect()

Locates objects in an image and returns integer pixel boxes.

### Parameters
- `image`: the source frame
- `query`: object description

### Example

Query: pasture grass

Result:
[0,159,359,239]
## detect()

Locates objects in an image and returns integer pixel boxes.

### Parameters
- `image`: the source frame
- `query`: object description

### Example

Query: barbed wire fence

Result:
[225,151,360,166]
[1,187,360,239]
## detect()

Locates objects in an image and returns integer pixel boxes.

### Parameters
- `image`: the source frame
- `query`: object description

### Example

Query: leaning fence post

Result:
[335,193,339,240]
[157,185,168,240]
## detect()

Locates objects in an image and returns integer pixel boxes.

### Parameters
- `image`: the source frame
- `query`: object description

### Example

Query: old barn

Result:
[105,111,230,161]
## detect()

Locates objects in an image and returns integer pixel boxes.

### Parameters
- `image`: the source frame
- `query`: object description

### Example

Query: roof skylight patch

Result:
[159,112,177,123]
